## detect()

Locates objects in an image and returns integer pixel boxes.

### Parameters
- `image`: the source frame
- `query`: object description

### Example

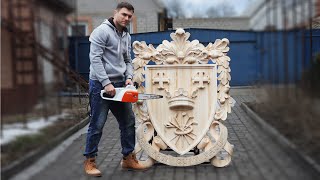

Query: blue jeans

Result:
[83,80,136,158]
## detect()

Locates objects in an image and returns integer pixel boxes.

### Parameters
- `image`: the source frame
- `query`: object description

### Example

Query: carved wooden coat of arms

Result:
[132,28,234,167]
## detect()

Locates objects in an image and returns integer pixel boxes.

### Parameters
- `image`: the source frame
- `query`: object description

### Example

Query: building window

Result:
[166,18,173,30]
[68,22,88,36]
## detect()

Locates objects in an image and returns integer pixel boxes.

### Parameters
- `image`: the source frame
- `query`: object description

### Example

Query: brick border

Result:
[1,116,90,180]
[241,102,320,174]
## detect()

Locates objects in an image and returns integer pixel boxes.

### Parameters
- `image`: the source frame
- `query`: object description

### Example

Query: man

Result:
[83,2,146,177]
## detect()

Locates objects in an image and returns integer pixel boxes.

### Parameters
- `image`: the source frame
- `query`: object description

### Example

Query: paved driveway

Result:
[12,88,319,180]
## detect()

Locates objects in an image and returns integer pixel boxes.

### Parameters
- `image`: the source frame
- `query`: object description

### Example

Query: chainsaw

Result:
[100,85,163,103]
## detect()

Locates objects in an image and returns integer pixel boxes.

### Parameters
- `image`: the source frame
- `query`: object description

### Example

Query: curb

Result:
[241,102,320,174]
[1,116,90,180]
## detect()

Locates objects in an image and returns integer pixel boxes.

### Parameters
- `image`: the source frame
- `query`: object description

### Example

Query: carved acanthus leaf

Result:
[133,41,158,61]
[214,99,232,121]
[217,84,230,103]
[211,39,230,52]
[216,56,231,69]
[156,28,208,64]
[204,38,232,121]
[133,68,145,84]
[205,39,230,60]
[218,69,231,85]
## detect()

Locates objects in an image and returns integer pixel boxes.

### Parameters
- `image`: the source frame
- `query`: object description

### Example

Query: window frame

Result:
[68,22,88,36]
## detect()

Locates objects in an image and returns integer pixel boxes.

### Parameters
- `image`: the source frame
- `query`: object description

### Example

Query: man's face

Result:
[114,8,133,28]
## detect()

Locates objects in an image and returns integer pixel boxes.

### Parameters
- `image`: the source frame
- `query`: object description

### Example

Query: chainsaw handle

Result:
[100,86,138,102]
[101,90,115,98]
[101,86,132,99]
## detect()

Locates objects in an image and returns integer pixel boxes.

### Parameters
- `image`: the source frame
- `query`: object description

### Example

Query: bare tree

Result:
[206,6,221,18]
[207,3,236,18]
[167,0,185,18]
[221,3,236,17]
[164,0,237,18]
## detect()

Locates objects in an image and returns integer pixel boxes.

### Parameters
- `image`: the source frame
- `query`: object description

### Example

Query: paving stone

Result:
[26,89,319,180]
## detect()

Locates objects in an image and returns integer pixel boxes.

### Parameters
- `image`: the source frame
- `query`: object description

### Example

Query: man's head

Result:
[113,2,134,30]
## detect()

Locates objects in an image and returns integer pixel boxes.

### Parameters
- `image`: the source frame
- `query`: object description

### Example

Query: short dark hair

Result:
[116,2,134,13]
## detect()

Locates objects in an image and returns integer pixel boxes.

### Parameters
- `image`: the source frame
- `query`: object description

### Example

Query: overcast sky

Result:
[161,0,255,18]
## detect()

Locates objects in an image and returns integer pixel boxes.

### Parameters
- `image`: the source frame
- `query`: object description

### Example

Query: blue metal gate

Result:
[68,29,320,86]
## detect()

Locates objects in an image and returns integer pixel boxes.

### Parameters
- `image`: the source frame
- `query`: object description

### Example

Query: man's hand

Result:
[104,84,116,97]
[125,79,133,86]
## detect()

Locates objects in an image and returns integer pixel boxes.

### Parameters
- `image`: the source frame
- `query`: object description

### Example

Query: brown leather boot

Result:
[84,157,102,177]
[121,153,147,170]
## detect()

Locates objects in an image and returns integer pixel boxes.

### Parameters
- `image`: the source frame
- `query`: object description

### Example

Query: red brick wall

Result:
[1,29,13,89]
[1,0,71,115]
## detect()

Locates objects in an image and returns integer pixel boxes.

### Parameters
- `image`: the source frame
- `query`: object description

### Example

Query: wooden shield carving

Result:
[145,65,217,155]
[132,28,234,167]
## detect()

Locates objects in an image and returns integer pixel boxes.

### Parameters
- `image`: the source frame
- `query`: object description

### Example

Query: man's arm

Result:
[89,27,116,96]
[124,35,133,83]
[89,27,111,87]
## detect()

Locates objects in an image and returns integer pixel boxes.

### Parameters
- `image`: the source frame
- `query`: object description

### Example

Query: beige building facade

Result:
[173,17,250,31]
[243,0,320,30]
[68,0,168,35]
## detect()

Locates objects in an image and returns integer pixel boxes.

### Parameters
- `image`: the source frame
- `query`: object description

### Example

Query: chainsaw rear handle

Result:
[101,85,136,98]
[101,91,115,98]
[100,85,138,103]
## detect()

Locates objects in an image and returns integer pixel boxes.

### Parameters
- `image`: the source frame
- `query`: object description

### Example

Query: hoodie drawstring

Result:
[127,35,130,58]
[117,38,121,57]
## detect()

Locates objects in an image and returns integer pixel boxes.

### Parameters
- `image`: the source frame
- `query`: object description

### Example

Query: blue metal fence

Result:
[68,29,320,86]
[257,30,320,85]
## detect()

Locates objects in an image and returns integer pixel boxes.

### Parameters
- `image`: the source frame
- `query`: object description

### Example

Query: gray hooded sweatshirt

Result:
[89,18,133,87]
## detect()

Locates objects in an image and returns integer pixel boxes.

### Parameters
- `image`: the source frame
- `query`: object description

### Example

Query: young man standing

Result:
[83,2,145,177]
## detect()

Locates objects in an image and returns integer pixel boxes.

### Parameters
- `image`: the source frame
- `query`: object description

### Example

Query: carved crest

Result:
[144,65,217,155]
[133,29,233,167]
